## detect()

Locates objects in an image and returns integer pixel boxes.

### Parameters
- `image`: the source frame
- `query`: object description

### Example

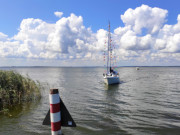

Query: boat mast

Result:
[107,22,111,73]
[109,22,112,70]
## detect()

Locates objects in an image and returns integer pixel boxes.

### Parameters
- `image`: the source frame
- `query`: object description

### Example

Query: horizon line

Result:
[0,66,180,68]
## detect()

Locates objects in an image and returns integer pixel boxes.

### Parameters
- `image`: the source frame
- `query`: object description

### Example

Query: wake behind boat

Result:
[103,23,120,85]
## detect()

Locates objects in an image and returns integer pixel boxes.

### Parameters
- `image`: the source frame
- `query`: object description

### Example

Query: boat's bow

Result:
[103,73,120,85]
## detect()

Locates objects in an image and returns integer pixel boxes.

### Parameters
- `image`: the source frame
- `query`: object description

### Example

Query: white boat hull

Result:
[104,76,120,85]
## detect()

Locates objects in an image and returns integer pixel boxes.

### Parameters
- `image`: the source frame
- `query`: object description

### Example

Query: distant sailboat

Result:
[103,22,120,85]
[136,67,140,70]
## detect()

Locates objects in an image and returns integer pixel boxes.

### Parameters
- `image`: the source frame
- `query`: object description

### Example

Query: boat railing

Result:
[104,72,119,77]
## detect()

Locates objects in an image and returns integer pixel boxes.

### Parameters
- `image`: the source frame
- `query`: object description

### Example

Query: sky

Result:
[0,0,180,66]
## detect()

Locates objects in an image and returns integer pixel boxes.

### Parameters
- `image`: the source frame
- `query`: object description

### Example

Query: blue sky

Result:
[0,0,180,66]
[1,0,179,36]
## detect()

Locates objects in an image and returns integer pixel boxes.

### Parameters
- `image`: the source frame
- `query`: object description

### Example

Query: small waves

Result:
[1,67,180,135]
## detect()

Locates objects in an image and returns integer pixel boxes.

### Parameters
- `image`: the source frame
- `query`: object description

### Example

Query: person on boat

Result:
[110,67,118,75]
[110,67,113,73]
[113,70,118,75]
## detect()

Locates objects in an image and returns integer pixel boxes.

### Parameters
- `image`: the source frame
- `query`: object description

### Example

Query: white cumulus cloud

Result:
[54,11,63,18]
[121,4,168,34]
[154,14,180,53]
[0,4,180,66]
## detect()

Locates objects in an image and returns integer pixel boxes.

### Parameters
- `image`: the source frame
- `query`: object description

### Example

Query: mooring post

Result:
[49,89,62,135]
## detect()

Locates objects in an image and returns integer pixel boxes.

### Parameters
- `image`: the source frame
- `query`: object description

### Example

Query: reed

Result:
[0,70,41,112]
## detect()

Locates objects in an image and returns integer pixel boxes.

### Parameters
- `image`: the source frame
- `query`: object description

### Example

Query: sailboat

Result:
[103,22,120,85]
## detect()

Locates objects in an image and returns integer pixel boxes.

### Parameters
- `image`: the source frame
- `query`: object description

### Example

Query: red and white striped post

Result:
[49,89,62,135]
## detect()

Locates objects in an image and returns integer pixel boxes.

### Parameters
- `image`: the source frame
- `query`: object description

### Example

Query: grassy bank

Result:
[0,70,41,113]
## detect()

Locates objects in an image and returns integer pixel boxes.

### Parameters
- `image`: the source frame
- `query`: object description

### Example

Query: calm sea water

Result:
[0,67,180,135]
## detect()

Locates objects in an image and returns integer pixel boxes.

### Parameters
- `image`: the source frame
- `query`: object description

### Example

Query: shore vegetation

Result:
[0,70,41,114]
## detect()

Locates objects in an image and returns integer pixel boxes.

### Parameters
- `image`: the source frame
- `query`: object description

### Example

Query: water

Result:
[0,67,180,135]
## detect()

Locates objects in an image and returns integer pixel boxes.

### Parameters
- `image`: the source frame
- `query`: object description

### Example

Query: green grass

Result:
[0,70,41,113]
